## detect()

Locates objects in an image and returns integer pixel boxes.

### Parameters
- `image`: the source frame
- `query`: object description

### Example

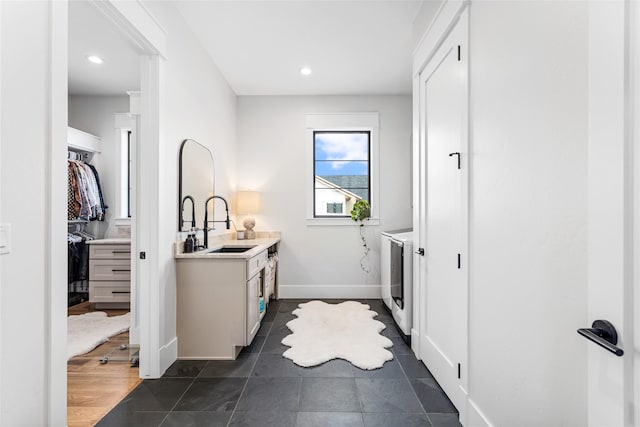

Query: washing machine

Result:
[380,229,413,340]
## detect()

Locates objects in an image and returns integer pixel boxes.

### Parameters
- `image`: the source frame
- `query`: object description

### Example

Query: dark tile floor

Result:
[97,299,461,427]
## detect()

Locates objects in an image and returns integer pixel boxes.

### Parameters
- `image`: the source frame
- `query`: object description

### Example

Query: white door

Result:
[417,10,468,418]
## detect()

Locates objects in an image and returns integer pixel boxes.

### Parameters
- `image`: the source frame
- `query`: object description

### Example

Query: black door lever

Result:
[449,152,461,169]
[577,320,624,357]
[415,248,425,256]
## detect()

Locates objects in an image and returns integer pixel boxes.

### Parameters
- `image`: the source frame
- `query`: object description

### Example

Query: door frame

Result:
[586,1,637,425]
[49,1,167,423]
[633,1,640,423]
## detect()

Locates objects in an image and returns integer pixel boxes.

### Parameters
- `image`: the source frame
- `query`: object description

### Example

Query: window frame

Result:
[313,130,371,219]
[305,113,380,226]
[114,113,135,223]
[127,130,132,218]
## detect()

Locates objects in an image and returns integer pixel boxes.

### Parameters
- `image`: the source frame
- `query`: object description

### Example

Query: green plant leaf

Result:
[350,200,370,223]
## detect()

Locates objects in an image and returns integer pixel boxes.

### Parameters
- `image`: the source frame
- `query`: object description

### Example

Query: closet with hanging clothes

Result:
[67,127,105,306]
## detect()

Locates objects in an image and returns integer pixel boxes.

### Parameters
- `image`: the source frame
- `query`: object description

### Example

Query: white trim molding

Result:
[305,112,380,224]
[305,218,380,227]
[48,1,69,425]
[278,284,381,300]
[467,398,494,427]
[89,0,167,59]
[159,337,178,373]
[413,0,469,77]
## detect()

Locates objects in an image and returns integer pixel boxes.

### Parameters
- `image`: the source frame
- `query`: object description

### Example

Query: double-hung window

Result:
[306,113,379,225]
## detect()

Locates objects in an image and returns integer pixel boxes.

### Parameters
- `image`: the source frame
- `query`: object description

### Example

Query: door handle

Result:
[577,320,624,357]
[449,152,461,169]
[415,248,425,256]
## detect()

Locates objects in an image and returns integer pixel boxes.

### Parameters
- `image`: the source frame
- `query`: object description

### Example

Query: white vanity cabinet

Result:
[176,247,271,360]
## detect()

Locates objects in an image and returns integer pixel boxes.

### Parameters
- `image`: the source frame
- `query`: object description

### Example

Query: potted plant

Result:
[350,199,371,273]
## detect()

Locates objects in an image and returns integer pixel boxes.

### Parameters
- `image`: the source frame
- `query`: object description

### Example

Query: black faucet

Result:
[203,195,230,249]
[181,195,196,229]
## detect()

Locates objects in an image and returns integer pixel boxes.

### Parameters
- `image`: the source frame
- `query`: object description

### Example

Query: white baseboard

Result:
[129,326,140,346]
[159,336,178,376]
[467,398,493,427]
[278,284,381,299]
[410,328,420,358]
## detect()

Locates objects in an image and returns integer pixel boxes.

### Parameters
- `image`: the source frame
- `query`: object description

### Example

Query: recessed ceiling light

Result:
[300,67,312,76]
[87,55,104,64]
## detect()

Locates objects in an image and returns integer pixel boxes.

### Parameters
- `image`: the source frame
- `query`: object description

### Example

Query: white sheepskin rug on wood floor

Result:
[67,312,130,360]
[281,300,393,370]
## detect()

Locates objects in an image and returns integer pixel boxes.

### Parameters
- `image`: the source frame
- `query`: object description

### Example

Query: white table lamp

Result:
[236,191,261,239]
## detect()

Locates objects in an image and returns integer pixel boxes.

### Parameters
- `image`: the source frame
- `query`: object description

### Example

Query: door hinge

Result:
[458,363,461,379]
[457,45,461,61]
[140,251,146,260]
[457,253,461,269]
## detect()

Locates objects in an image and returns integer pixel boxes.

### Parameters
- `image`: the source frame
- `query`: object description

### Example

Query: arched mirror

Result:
[178,139,214,232]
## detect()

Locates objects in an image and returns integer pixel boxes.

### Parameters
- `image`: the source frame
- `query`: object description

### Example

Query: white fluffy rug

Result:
[281,300,393,370]
[67,312,130,360]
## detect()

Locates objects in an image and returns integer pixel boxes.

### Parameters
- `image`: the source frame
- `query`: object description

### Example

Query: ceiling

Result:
[68,1,423,97]
[175,1,423,96]
[68,1,140,96]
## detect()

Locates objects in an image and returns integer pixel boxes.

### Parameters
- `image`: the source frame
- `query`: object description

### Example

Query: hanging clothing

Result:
[67,159,107,221]
[67,166,79,220]
[86,164,107,220]
[67,231,93,306]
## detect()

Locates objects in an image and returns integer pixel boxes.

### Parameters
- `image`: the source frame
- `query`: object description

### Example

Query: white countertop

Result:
[174,232,280,259]
[86,238,131,245]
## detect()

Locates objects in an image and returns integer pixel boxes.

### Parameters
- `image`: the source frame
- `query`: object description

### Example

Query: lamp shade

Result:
[236,191,261,214]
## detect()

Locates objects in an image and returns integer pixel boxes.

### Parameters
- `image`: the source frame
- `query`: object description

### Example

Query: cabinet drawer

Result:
[89,259,131,281]
[89,244,131,260]
[89,281,131,303]
[247,250,268,279]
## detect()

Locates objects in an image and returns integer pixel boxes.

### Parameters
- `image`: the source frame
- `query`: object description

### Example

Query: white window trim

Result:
[114,112,135,220]
[305,112,380,226]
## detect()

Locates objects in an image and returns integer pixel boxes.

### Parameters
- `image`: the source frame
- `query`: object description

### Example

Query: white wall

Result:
[466,1,587,425]
[141,1,237,369]
[68,95,130,238]
[236,96,412,298]
[0,1,67,425]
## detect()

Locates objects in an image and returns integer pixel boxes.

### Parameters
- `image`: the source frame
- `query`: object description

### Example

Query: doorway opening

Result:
[66,2,141,425]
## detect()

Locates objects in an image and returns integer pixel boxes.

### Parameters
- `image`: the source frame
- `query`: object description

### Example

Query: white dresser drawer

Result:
[246,250,268,279]
[89,281,131,303]
[89,259,131,281]
[89,244,131,260]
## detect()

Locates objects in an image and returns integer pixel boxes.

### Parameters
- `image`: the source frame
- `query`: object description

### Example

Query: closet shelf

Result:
[68,126,101,153]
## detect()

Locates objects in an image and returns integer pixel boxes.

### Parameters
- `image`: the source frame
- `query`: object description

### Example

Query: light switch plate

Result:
[0,223,11,255]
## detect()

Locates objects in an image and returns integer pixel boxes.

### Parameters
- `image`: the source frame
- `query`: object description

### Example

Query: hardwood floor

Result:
[67,302,141,427]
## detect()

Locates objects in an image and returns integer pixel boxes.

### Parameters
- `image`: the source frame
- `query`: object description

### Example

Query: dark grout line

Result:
[164,376,199,421]
[383,332,433,426]
[225,301,280,426]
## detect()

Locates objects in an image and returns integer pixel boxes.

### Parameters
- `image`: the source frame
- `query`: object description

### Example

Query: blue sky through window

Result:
[314,132,369,176]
